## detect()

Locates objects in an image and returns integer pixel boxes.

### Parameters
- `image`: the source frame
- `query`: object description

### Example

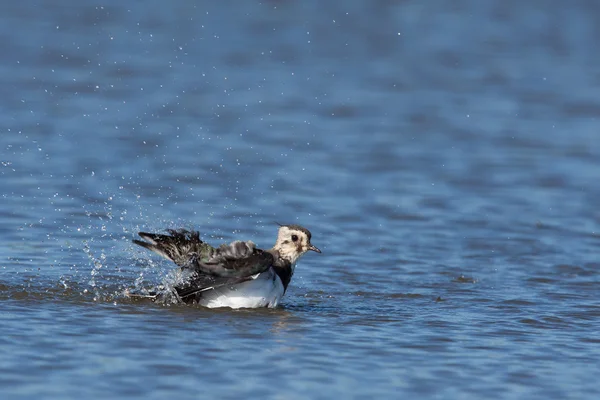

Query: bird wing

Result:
[133,229,215,267]
[133,229,274,278]
[134,230,275,301]
[187,240,274,278]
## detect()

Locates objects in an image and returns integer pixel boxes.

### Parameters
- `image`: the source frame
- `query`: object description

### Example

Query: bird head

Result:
[273,224,321,264]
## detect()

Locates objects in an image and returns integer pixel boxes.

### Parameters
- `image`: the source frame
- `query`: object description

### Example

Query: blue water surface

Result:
[1,1,599,399]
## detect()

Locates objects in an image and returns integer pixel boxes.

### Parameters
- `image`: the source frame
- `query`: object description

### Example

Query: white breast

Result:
[198,268,285,309]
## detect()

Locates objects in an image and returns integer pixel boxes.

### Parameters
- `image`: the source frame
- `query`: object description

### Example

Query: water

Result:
[1,1,599,398]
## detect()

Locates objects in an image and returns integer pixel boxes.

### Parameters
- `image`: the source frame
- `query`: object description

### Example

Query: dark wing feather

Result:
[133,230,275,299]
[188,240,274,277]
[133,230,273,275]
[133,229,214,267]
[176,242,274,301]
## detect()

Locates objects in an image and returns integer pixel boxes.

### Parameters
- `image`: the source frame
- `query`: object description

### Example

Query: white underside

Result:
[198,268,285,309]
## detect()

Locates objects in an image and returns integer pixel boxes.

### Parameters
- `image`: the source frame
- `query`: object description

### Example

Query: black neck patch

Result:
[271,255,294,292]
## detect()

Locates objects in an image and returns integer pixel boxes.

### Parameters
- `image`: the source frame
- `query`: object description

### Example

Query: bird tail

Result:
[133,229,212,267]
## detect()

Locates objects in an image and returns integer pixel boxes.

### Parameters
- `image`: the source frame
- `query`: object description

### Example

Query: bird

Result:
[131,224,321,309]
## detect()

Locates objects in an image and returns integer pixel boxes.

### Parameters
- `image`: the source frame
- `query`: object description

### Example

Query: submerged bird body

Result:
[198,268,284,308]
[132,225,320,309]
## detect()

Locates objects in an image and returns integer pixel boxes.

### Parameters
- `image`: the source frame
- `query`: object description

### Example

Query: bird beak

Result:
[308,244,321,253]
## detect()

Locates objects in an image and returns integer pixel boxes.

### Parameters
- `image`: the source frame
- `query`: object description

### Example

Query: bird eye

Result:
[291,234,299,242]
